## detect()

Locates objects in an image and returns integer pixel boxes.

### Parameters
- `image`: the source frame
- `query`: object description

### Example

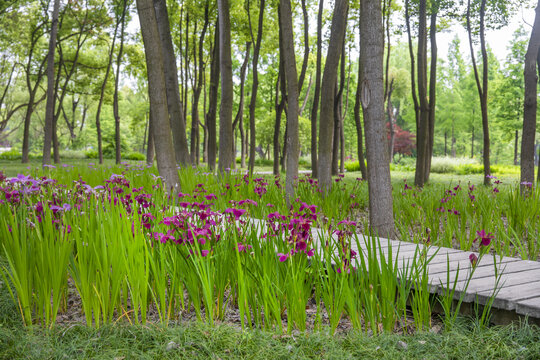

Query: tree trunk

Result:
[300,75,312,116]
[360,0,394,237]
[217,0,234,172]
[387,80,395,162]
[425,6,438,182]
[154,0,191,166]
[467,0,491,185]
[298,0,309,93]
[207,18,219,171]
[190,4,209,166]
[414,0,429,187]
[146,113,155,166]
[318,0,348,193]
[521,2,540,186]
[514,130,519,166]
[137,0,181,193]
[405,0,420,131]
[310,0,324,178]
[114,0,128,165]
[232,42,251,169]
[354,23,367,179]
[279,0,300,203]
[42,0,60,166]
[247,0,265,174]
[332,80,340,175]
[274,24,286,176]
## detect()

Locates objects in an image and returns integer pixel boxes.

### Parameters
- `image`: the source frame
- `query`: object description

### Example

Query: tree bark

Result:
[318,0,348,193]
[521,1,540,186]
[310,0,324,178]
[354,20,367,179]
[42,0,60,166]
[360,0,394,237]
[232,42,251,169]
[414,0,429,187]
[387,79,395,162]
[247,0,265,174]
[154,0,191,166]
[114,0,128,165]
[279,0,300,203]
[425,6,438,182]
[217,0,234,172]
[207,18,219,171]
[146,113,155,166]
[190,4,209,166]
[467,0,491,185]
[137,0,181,193]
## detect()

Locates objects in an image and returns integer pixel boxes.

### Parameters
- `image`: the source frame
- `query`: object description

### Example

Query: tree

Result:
[136,0,180,192]
[154,0,191,166]
[360,0,394,236]
[310,0,324,178]
[218,0,234,172]
[521,1,540,186]
[113,0,128,165]
[279,0,300,202]
[42,0,60,166]
[318,0,348,193]
[247,0,265,174]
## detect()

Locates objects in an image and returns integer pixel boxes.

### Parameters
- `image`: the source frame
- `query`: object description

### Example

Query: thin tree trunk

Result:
[310,0,324,178]
[146,113,154,166]
[279,0,300,203]
[42,0,60,166]
[114,0,128,165]
[207,18,219,171]
[247,0,265,174]
[414,0,429,187]
[354,19,367,179]
[298,0,309,93]
[405,0,420,131]
[274,63,285,175]
[360,0,394,237]
[190,4,209,166]
[514,130,519,166]
[217,0,234,171]
[300,75,312,116]
[467,0,491,185]
[387,80,395,162]
[232,42,251,169]
[521,2,540,186]
[318,0,348,192]
[137,0,181,193]
[154,0,191,166]
[425,6,438,182]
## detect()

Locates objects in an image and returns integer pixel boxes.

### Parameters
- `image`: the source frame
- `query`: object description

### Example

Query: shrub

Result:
[124,152,145,161]
[84,150,98,159]
[0,149,22,160]
[59,150,86,159]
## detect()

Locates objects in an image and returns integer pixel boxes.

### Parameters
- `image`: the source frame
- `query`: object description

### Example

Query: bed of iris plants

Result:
[0,162,538,336]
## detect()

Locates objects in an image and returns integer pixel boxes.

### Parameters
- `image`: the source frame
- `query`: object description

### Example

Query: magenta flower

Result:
[475,230,494,247]
[201,250,210,257]
[277,253,289,262]
[225,208,246,220]
[469,253,478,267]
[306,249,314,257]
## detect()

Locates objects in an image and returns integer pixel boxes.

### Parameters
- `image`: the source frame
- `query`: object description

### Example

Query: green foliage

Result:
[124,152,145,161]
[0,150,21,160]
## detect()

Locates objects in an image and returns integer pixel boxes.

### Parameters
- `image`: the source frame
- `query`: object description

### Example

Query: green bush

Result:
[59,150,86,159]
[455,163,484,175]
[84,150,98,159]
[344,161,360,172]
[124,152,145,161]
[0,149,22,160]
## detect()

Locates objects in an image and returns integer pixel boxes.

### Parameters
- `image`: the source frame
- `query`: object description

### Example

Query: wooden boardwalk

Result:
[345,234,540,319]
[247,218,540,321]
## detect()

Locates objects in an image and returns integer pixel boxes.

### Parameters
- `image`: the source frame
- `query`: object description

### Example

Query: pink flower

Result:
[277,253,289,262]
[475,230,494,247]
[469,253,478,267]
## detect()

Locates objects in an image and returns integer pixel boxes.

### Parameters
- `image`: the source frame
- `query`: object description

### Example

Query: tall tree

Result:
[217,0,234,171]
[232,42,251,169]
[318,0,349,193]
[206,17,219,171]
[279,0,300,202]
[137,0,180,192]
[114,0,128,165]
[521,1,540,187]
[154,0,191,166]
[360,0,394,236]
[42,0,60,166]
[354,18,367,179]
[310,0,324,178]
[466,0,491,185]
[247,0,265,174]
